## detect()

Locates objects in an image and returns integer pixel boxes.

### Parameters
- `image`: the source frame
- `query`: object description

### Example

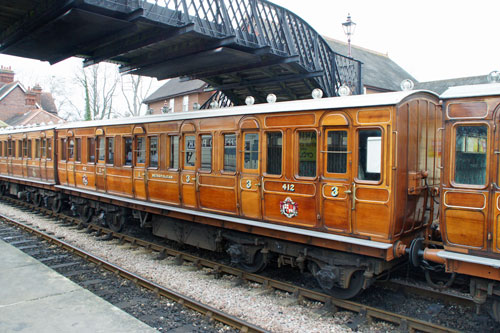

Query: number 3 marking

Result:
[246,180,252,189]
[331,186,339,197]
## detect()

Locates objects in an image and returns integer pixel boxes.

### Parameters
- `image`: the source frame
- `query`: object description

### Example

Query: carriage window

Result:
[298,131,316,177]
[88,138,95,163]
[4,141,7,157]
[358,129,382,181]
[266,132,282,175]
[35,139,41,158]
[27,140,32,158]
[149,136,158,168]
[224,134,236,172]
[0,142,2,157]
[68,139,74,159]
[47,139,52,160]
[75,138,81,162]
[41,139,46,158]
[7,140,12,157]
[169,135,179,169]
[184,135,196,167]
[327,131,348,174]
[124,137,132,166]
[136,137,145,164]
[455,125,487,185]
[106,137,114,165]
[18,140,22,158]
[244,133,259,170]
[200,135,212,171]
[97,137,105,161]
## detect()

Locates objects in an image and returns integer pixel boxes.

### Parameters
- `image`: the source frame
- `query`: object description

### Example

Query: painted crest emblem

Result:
[82,174,88,186]
[280,197,298,218]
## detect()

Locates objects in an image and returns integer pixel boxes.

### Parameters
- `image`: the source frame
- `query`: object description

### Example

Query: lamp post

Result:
[342,13,356,57]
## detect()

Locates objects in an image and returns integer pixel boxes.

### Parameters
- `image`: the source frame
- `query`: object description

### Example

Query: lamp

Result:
[342,13,356,57]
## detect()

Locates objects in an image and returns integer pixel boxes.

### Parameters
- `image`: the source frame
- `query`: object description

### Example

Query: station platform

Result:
[0,238,157,333]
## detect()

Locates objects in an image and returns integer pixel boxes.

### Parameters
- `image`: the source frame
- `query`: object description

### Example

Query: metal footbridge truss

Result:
[0,0,362,104]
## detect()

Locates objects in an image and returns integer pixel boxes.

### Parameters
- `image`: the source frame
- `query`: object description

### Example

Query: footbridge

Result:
[0,0,362,104]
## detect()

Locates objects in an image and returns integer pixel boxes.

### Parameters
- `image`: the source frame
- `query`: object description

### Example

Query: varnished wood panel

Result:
[445,209,485,248]
[444,191,486,209]
[448,102,488,119]
[357,108,391,124]
[265,114,315,127]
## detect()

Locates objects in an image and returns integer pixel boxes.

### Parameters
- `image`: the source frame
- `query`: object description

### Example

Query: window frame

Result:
[264,131,283,177]
[168,135,179,170]
[323,128,350,177]
[295,129,318,179]
[354,126,384,185]
[46,139,52,160]
[451,121,490,189]
[183,134,196,170]
[87,138,96,164]
[135,135,146,166]
[242,131,260,173]
[148,135,159,169]
[97,136,105,162]
[75,138,81,163]
[67,138,74,161]
[17,140,22,158]
[222,132,237,174]
[123,137,133,167]
[199,133,212,172]
[106,137,114,165]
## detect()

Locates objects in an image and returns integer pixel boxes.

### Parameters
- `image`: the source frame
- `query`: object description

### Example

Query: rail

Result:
[1,196,461,333]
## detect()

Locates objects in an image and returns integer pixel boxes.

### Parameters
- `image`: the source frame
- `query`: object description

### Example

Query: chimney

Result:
[0,66,14,87]
[32,83,42,105]
[25,87,36,106]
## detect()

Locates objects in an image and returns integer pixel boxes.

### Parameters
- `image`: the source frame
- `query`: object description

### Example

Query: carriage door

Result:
[180,131,197,208]
[95,135,106,192]
[133,133,147,200]
[321,125,353,233]
[239,131,262,219]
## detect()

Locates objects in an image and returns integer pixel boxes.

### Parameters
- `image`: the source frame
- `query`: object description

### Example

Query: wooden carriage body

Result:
[52,90,440,261]
[0,125,57,186]
[435,83,500,280]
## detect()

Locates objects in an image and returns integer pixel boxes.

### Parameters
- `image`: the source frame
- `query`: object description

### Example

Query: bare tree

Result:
[73,63,120,120]
[120,74,155,117]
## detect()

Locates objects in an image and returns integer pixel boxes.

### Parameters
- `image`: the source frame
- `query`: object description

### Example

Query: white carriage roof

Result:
[57,90,437,130]
[0,124,57,135]
[440,83,500,99]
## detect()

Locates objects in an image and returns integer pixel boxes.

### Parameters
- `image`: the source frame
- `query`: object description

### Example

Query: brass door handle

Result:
[344,190,352,194]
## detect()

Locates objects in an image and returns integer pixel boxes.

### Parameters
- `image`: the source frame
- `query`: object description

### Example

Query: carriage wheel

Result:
[238,251,267,273]
[80,206,94,226]
[311,262,366,299]
[33,193,42,207]
[52,197,62,213]
[108,213,126,232]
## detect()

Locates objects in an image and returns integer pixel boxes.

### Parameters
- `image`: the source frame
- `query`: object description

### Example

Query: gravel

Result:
[0,202,369,332]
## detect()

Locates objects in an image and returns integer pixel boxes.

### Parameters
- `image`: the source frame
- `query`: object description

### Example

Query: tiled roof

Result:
[143,77,207,103]
[324,37,416,92]
[415,75,489,95]
[0,81,23,101]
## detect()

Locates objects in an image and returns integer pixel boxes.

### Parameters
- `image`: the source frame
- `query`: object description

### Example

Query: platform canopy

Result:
[0,0,362,105]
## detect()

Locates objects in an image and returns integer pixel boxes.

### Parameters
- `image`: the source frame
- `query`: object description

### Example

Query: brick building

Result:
[143,77,214,114]
[0,66,64,126]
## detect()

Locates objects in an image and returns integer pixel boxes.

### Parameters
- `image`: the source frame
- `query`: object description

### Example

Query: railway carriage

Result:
[0,125,57,202]
[21,89,438,298]
[413,83,500,316]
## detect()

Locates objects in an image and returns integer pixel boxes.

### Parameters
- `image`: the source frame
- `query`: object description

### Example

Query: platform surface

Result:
[0,238,157,332]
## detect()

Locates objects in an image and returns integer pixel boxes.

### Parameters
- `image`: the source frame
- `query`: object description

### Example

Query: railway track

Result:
[0,211,265,333]
[1,196,462,333]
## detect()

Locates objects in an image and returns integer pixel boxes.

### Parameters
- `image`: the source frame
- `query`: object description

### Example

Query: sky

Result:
[0,0,499,117]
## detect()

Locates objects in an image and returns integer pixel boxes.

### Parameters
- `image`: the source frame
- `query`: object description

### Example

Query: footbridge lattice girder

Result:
[0,0,362,104]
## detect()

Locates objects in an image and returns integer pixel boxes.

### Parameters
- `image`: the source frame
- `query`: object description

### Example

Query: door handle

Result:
[344,189,352,194]
[351,182,357,210]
